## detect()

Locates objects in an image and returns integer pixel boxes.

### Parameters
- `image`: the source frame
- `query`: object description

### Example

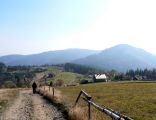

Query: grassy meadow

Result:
[44,66,87,84]
[59,82,156,120]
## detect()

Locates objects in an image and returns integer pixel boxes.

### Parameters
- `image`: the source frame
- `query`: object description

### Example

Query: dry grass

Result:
[0,89,19,113]
[38,86,93,120]
[39,86,63,102]
[68,106,88,120]
[59,82,156,120]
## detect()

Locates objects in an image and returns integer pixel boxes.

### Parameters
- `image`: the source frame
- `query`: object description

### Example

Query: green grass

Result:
[54,72,83,84]
[46,66,63,75]
[45,66,85,84]
[59,82,156,120]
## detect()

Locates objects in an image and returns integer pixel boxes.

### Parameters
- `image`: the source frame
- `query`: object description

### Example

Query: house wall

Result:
[94,79,107,82]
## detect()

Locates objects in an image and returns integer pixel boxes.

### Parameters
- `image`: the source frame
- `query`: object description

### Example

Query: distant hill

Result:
[1,45,156,72]
[72,44,156,72]
[0,49,99,66]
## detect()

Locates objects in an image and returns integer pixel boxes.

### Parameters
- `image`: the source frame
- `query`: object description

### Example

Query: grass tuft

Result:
[0,89,19,114]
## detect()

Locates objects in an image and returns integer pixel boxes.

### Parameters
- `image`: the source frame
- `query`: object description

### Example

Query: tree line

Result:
[60,63,156,81]
[0,62,45,88]
[125,68,156,80]
[63,63,106,75]
[1,62,156,88]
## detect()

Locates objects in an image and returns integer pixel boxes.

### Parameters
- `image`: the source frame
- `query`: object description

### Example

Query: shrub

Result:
[55,80,64,86]
[3,81,17,88]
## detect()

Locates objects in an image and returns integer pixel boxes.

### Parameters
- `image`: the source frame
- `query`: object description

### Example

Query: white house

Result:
[93,74,107,82]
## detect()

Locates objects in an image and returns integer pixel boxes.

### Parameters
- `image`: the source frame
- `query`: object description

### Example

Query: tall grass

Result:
[0,89,19,113]
[38,86,94,120]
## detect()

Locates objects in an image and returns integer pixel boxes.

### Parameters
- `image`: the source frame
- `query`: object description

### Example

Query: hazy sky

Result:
[0,0,156,55]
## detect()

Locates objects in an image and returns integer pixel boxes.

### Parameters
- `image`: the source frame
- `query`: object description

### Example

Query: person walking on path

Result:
[32,82,37,94]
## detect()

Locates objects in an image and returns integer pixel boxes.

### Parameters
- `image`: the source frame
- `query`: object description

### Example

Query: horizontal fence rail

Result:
[75,89,133,120]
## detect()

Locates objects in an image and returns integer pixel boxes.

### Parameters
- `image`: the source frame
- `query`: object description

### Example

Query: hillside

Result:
[45,66,84,85]
[72,44,156,72]
[0,49,99,65]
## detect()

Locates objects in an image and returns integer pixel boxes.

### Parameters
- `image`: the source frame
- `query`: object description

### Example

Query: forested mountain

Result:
[0,49,99,65]
[72,44,156,72]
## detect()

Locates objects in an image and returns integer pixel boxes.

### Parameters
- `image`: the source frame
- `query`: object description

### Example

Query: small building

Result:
[93,74,107,82]
[133,75,142,80]
[80,79,93,84]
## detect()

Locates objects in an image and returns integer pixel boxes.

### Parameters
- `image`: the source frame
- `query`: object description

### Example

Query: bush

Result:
[3,81,17,88]
[55,80,64,86]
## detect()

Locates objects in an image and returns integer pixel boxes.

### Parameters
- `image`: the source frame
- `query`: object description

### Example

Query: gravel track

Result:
[1,90,66,120]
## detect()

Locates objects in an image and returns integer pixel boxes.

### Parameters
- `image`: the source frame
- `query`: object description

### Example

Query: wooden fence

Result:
[75,89,133,120]
[40,85,133,120]
[42,85,55,97]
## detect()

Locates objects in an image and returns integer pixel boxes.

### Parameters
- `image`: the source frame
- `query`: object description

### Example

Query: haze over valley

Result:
[1,44,156,72]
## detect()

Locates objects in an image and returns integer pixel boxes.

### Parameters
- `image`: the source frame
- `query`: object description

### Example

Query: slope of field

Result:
[45,66,85,84]
[59,82,156,120]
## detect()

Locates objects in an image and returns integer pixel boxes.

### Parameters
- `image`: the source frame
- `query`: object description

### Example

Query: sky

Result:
[0,0,156,56]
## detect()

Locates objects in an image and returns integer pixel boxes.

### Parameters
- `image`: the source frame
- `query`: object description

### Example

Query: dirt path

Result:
[1,90,66,120]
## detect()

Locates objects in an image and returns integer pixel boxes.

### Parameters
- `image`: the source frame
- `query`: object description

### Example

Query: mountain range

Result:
[1,44,156,72]
[0,49,99,66]
[72,44,156,71]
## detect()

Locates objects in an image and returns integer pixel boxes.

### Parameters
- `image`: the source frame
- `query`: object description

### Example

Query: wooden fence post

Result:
[53,87,54,97]
[88,101,91,120]
[75,91,82,106]
[44,76,46,91]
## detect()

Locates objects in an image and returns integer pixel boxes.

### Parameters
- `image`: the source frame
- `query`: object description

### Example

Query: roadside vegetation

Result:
[0,89,19,114]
